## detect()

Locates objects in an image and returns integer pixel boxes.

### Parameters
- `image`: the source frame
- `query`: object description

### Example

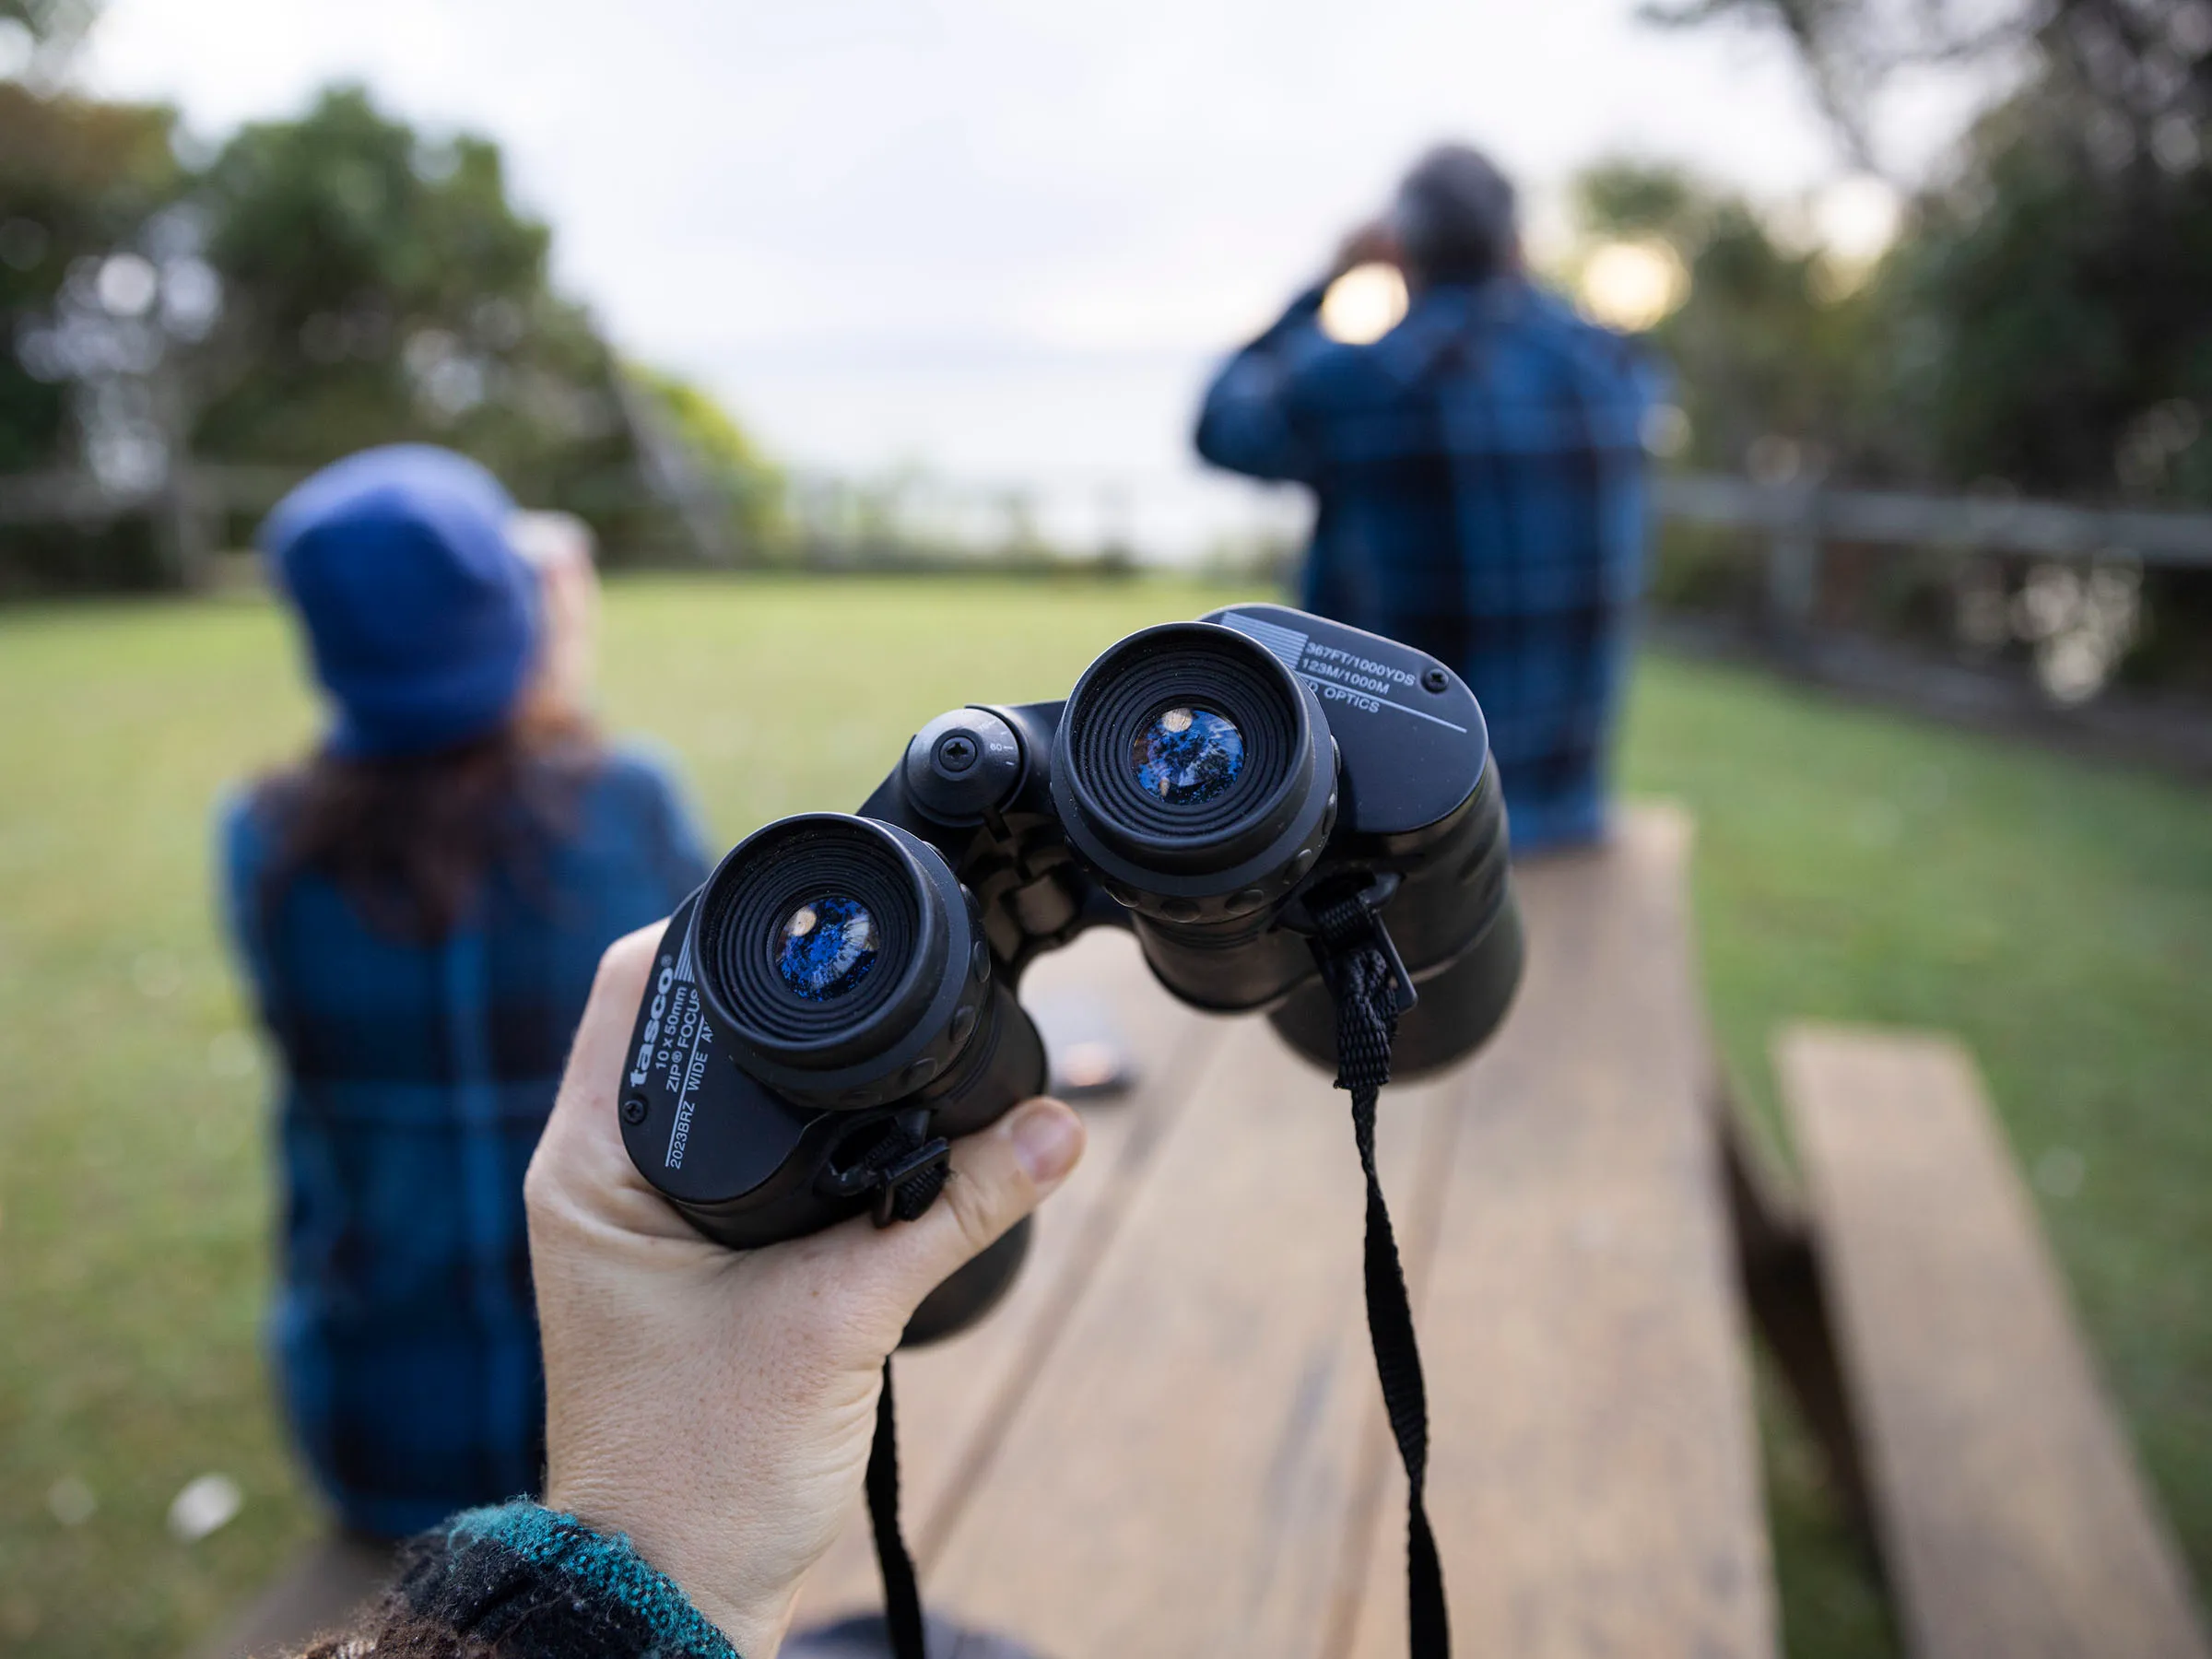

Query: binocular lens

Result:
[1131,706,1243,806]
[778,896,879,1001]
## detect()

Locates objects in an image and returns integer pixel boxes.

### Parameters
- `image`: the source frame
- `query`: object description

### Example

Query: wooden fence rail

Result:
[6,466,2212,602]
[0,465,300,588]
[1654,474,2212,634]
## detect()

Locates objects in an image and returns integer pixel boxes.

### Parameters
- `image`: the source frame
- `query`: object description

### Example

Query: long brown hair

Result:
[255,707,602,942]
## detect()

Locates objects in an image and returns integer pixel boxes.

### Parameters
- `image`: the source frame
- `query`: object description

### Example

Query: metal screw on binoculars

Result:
[617,604,1523,1659]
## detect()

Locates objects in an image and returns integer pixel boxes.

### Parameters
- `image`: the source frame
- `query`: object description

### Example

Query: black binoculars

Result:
[617,604,1523,1339]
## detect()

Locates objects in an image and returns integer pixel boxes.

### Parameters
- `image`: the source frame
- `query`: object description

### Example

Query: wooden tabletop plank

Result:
[1346,806,1777,1659]
[794,928,1225,1624]
[1779,1026,2209,1659]
[918,1009,1455,1657]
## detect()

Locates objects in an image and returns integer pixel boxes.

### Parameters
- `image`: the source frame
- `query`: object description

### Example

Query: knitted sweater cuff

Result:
[327,1500,740,1659]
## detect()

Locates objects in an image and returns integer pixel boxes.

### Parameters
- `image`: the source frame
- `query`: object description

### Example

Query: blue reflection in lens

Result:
[777,896,878,1000]
[1130,706,1244,806]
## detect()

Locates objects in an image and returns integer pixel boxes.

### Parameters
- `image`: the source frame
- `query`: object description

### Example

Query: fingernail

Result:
[1009,1100,1081,1183]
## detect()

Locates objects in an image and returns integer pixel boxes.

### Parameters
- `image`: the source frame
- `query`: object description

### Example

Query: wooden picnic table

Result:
[794,804,1777,1659]
[203,796,2208,1659]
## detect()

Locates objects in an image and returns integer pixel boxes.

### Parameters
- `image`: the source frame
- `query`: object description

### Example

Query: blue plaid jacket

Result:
[220,747,711,1539]
[1195,277,1658,851]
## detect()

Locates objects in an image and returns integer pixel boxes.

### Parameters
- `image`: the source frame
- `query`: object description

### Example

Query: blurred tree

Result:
[1572,159,1887,482]
[628,364,791,561]
[1877,86,2212,508]
[1646,0,2212,688]
[0,77,191,589]
[1640,0,2030,175]
[0,83,181,473]
[0,0,98,65]
[1644,0,2212,505]
[186,84,667,550]
[1,76,787,586]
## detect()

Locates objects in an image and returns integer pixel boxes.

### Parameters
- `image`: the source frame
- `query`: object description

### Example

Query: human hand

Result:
[511,509,600,724]
[525,924,1087,1658]
[1332,217,1402,277]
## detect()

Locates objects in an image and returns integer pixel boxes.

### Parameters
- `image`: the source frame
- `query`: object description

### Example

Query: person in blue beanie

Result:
[218,445,712,1556]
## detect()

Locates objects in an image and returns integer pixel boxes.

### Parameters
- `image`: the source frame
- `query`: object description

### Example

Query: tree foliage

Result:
[1883,87,2212,504]
[629,363,791,559]
[1641,0,2038,174]
[0,0,98,64]
[1642,0,2212,507]
[1585,0,2212,688]
[0,82,180,471]
[1573,160,1885,481]
[188,85,655,544]
[1,75,782,579]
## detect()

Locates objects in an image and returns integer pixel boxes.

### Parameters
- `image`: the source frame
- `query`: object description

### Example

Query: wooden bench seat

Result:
[1776,1026,2209,1659]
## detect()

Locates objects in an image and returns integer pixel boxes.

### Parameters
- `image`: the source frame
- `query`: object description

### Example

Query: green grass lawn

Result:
[0,575,2206,1657]
[1620,659,2212,1657]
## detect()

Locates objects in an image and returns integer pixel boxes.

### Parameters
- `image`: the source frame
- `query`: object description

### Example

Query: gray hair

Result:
[1393,144,1518,283]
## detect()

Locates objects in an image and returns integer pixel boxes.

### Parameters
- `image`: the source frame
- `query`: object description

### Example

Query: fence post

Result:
[1765,485,1821,648]
[156,465,216,591]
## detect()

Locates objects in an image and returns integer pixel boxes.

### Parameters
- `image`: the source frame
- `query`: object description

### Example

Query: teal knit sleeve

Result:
[295,1501,740,1659]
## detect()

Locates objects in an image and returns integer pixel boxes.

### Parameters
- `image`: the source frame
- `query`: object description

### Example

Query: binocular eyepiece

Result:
[1052,622,1336,920]
[618,604,1523,1343]
[692,816,995,1110]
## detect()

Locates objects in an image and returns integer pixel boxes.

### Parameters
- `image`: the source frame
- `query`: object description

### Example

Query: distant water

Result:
[701,337,1312,566]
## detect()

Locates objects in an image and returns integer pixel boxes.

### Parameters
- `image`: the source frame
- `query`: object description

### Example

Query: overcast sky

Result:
[79,0,1995,547]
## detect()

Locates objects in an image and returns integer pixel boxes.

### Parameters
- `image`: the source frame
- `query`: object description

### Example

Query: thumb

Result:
[855,1097,1087,1325]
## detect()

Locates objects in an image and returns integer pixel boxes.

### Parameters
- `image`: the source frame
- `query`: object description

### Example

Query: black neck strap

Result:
[1311,888,1452,1657]
[862,895,1450,1659]
[867,1359,930,1659]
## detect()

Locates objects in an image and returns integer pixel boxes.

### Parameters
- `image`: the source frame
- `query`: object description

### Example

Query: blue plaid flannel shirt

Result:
[1195,276,1659,851]
[219,747,711,1539]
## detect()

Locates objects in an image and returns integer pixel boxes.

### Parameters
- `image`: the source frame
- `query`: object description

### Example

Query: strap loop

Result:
[1311,877,1419,1016]
[819,1107,953,1228]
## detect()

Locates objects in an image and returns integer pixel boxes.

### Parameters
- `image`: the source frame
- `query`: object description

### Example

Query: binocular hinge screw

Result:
[1420,667,1450,693]
[621,1095,650,1125]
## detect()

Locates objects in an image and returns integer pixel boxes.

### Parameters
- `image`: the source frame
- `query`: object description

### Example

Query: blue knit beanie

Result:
[261,445,540,759]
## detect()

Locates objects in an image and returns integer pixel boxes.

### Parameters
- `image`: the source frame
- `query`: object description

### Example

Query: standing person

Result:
[1194,143,1659,852]
[219,446,712,1550]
